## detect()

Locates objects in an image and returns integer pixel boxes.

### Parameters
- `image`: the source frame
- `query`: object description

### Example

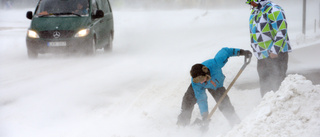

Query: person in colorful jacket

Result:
[246,0,292,97]
[177,47,252,129]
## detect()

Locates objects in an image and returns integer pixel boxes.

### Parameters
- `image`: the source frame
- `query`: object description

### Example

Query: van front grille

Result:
[39,30,75,39]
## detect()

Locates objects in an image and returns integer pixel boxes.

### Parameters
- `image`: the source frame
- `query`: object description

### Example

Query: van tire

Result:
[27,49,38,59]
[104,34,113,52]
[86,38,96,55]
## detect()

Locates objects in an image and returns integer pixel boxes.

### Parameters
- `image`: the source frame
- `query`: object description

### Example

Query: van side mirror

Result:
[26,11,33,20]
[93,10,104,19]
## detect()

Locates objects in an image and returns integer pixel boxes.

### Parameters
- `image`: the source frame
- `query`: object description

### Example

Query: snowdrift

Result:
[224,74,320,137]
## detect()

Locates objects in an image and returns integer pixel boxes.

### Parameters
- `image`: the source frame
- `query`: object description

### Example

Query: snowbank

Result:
[224,74,320,137]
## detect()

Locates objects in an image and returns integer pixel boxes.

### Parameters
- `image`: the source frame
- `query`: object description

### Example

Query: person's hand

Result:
[269,53,278,58]
[240,49,252,58]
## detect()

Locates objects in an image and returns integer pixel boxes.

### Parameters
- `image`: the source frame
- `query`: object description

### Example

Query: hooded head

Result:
[190,64,211,83]
[246,0,270,9]
[246,0,263,4]
[246,0,270,5]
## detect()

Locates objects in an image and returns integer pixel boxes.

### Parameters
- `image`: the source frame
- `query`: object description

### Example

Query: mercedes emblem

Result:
[53,31,61,38]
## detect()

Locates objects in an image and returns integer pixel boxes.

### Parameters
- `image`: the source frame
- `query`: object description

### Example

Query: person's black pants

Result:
[177,84,240,126]
[257,52,288,97]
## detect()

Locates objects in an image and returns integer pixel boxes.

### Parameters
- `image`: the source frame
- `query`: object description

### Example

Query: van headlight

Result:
[75,29,90,37]
[27,30,39,38]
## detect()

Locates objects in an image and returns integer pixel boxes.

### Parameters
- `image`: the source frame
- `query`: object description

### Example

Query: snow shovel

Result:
[193,54,252,126]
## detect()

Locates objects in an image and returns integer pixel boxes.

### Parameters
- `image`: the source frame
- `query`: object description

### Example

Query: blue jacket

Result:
[191,47,240,116]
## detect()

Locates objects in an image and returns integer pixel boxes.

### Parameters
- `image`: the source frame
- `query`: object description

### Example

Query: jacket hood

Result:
[256,0,270,7]
[247,0,270,8]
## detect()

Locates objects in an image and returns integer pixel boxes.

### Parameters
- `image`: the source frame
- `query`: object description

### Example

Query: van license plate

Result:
[48,42,66,47]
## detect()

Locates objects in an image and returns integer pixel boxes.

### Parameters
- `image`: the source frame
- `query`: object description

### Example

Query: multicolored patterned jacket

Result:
[249,0,292,59]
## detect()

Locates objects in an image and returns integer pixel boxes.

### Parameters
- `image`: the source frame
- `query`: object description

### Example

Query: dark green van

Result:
[26,0,114,58]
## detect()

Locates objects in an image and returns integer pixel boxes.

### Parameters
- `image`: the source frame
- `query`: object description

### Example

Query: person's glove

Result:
[239,49,252,58]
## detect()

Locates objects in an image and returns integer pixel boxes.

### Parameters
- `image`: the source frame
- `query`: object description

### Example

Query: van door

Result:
[91,0,112,49]
[101,0,114,41]
[91,0,103,48]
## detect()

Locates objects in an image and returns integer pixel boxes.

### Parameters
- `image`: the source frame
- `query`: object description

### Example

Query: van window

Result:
[100,0,111,13]
[106,0,112,13]
[91,0,98,13]
[35,0,89,16]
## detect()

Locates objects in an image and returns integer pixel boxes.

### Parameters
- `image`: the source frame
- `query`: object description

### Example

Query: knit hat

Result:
[190,64,211,83]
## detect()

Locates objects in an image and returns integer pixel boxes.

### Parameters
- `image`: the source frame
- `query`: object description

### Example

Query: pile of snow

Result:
[224,74,320,137]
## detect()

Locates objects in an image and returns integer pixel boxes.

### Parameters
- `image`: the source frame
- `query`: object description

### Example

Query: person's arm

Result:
[267,6,288,58]
[192,82,208,116]
[213,47,241,68]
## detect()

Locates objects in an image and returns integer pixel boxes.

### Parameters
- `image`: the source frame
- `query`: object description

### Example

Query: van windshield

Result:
[36,0,89,16]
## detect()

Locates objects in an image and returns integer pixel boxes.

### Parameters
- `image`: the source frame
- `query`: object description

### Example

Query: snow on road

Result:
[1,0,320,136]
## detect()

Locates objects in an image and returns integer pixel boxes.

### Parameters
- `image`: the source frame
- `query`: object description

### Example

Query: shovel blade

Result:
[192,118,210,133]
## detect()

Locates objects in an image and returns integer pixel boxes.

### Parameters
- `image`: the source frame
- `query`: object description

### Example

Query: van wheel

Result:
[27,49,38,59]
[86,38,96,55]
[104,34,113,52]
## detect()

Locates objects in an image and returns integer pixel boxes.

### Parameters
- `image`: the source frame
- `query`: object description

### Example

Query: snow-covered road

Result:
[1,0,320,136]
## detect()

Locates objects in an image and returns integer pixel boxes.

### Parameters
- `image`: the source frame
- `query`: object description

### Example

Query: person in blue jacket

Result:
[177,47,252,128]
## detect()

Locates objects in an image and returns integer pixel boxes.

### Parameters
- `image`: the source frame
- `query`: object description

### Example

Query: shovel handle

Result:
[244,54,252,66]
[207,55,252,119]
